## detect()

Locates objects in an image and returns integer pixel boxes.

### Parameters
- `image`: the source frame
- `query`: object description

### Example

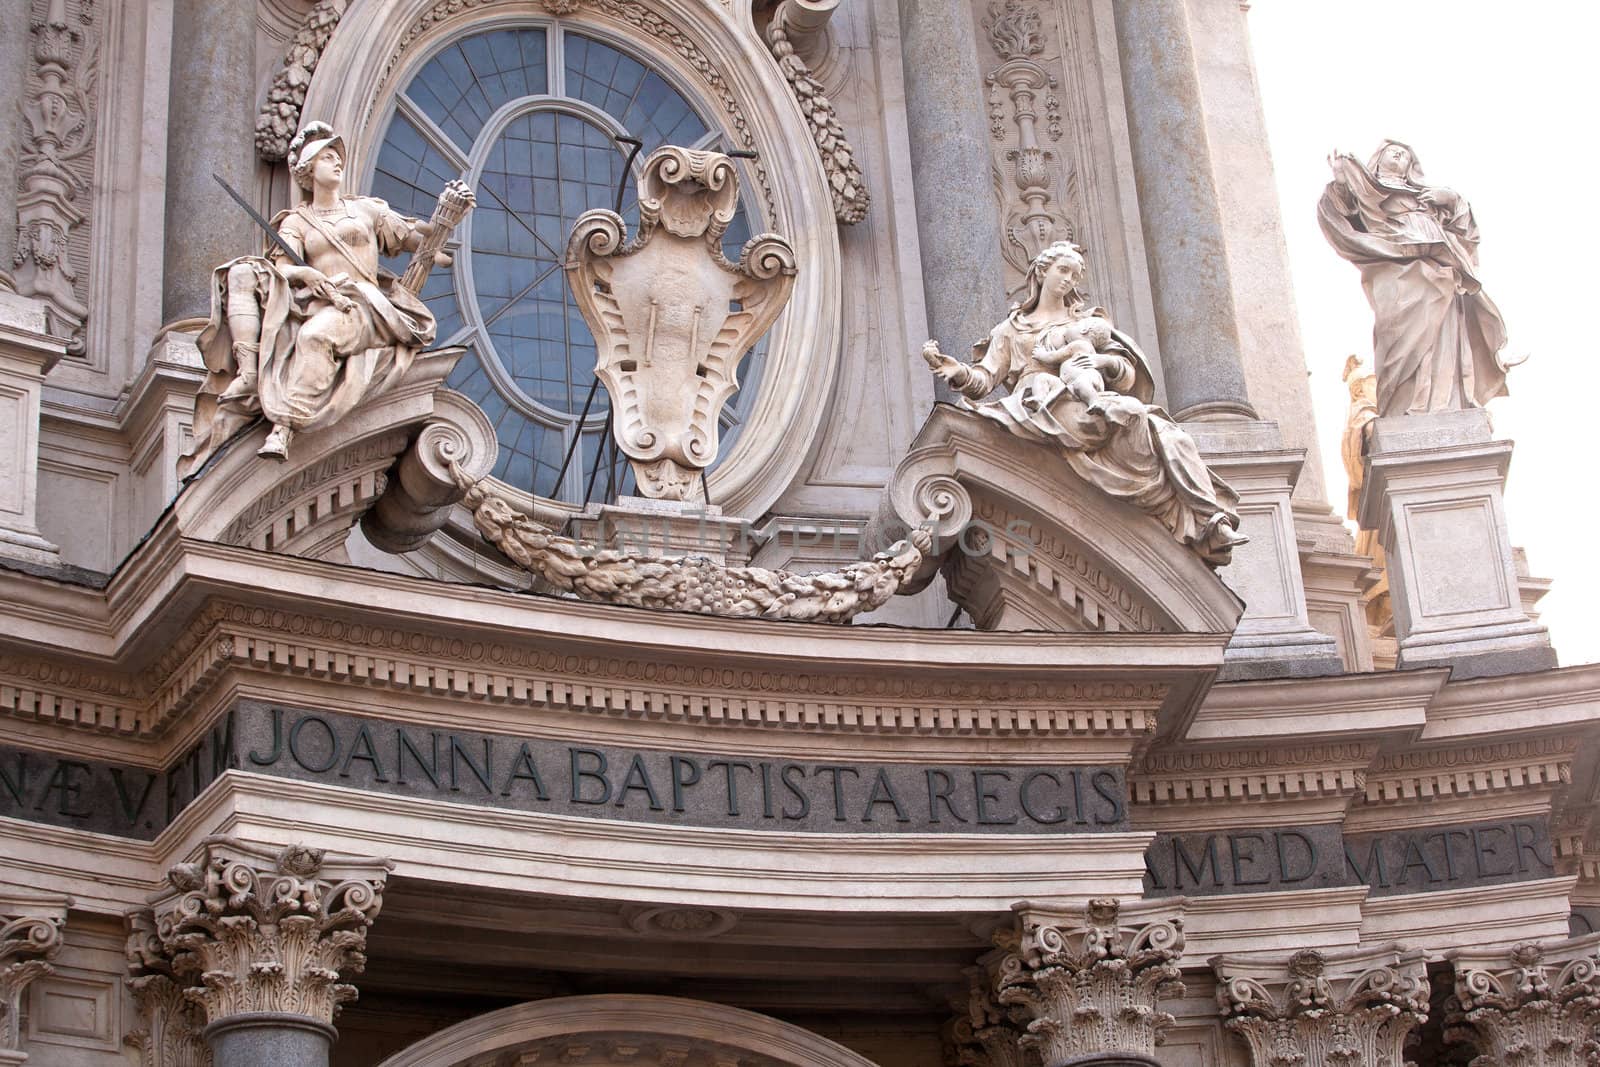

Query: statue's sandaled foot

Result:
[218,373,258,402]
[258,425,292,460]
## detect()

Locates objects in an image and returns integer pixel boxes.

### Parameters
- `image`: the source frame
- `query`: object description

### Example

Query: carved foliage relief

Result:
[979,0,1075,296]
[14,0,98,349]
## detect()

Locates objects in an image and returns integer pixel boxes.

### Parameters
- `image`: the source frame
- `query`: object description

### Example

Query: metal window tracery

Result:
[370,23,763,503]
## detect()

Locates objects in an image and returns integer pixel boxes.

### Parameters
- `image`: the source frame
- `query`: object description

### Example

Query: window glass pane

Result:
[383,24,765,503]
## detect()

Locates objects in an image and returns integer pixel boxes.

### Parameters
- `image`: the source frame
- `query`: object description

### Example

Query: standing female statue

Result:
[1320,140,1512,418]
[920,241,1247,567]
[181,121,462,476]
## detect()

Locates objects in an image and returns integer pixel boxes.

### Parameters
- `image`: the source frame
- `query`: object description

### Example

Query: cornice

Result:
[1185,669,1446,744]
[1361,735,1577,806]
[1130,742,1376,808]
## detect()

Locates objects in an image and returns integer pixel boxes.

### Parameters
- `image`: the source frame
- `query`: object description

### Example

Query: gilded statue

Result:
[180,121,473,476]
[1320,140,1514,418]
[919,241,1247,567]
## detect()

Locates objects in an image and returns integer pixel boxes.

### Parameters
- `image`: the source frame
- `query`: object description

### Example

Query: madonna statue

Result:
[920,241,1248,567]
[180,121,456,477]
[1319,140,1513,418]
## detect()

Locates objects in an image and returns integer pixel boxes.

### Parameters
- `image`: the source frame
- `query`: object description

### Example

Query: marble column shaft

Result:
[1112,0,1254,421]
[208,1013,334,1067]
[0,0,33,287]
[898,0,1008,368]
[162,0,255,326]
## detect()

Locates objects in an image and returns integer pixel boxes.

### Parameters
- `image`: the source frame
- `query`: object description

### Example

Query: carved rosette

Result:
[566,146,797,500]
[126,912,212,1067]
[1445,937,1600,1066]
[995,899,1185,1066]
[1214,946,1430,1067]
[14,0,97,344]
[146,837,392,1028]
[0,897,67,1054]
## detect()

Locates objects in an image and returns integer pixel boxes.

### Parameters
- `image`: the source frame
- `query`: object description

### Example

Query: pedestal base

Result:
[206,1012,335,1067]
[570,496,759,564]
[0,291,64,568]
[1358,410,1554,679]
[1190,420,1342,681]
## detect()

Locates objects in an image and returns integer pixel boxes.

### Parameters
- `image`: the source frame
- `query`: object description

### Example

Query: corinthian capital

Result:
[0,890,69,1057]
[126,910,211,1067]
[147,837,392,1028]
[1446,936,1600,1066]
[995,899,1186,1067]
[946,962,1035,1067]
[1213,945,1429,1067]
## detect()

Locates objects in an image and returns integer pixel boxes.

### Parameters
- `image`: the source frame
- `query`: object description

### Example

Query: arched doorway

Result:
[376,994,883,1067]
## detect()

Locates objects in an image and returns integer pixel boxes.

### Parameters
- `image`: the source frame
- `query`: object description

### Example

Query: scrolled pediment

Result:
[877,405,1244,635]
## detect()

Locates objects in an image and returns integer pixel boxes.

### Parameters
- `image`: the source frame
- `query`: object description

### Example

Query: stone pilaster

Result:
[0,0,31,291]
[146,837,392,1067]
[1111,0,1253,421]
[994,899,1185,1067]
[0,891,69,1065]
[1213,945,1430,1067]
[126,910,212,1067]
[1445,936,1600,1066]
[0,291,64,565]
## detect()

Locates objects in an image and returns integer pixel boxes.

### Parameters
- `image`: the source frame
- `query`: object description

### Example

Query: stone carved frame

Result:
[300,0,843,521]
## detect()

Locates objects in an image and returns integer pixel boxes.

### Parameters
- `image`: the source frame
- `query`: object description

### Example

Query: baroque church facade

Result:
[0,0,1595,1065]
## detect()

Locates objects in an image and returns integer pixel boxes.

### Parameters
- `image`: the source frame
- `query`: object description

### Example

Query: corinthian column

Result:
[947,963,1032,1067]
[1213,945,1430,1067]
[994,899,1186,1067]
[1111,0,1253,421]
[1445,937,1600,1066]
[147,837,392,1067]
[0,891,69,1066]
[161,0,255,327]
[898,0,1009,366]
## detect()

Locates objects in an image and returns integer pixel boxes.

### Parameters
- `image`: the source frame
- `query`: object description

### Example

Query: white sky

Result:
[1246,1,1600,665]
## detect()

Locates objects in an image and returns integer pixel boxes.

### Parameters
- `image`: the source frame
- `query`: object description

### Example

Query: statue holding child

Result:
[919,241,1247,567]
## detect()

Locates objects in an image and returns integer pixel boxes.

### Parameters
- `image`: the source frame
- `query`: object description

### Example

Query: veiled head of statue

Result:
[1369,139,1426,186]
[1017,240,1088,314]
[288,121,347,194]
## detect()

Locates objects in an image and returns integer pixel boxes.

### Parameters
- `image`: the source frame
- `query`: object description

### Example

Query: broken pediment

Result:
[874,405,1245,635]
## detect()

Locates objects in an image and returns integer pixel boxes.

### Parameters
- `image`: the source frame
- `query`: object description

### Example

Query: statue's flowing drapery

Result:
[959,308,1244,567]
[1319,155,1509,417]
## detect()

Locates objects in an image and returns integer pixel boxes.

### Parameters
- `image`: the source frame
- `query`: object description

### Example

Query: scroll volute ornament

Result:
[1446,937,1600,1066]
[567,146,797,500]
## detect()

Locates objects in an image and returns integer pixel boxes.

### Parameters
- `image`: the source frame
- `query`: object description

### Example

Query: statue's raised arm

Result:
[179,121,474,478]
[916,241,1247,568]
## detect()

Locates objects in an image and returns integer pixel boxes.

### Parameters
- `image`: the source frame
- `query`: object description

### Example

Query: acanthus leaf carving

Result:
[995,899,1186,1064]
[1446,937,1600,1067]
[1214,946,1430,1067]
[146,837,392,1027]
[0,893,69,1055]
[126,910,213,1067]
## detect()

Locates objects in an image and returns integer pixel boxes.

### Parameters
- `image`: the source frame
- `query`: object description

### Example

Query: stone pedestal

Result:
[0,291,64,566]
[1358,410,1555,678]
[1191,421,1342,680]
[569,496,759,565]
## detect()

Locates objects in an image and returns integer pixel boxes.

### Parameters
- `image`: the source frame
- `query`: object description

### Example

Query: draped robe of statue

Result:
[182,197,435,476]
[1318,150,1510,418]
[957,306,1244,567]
